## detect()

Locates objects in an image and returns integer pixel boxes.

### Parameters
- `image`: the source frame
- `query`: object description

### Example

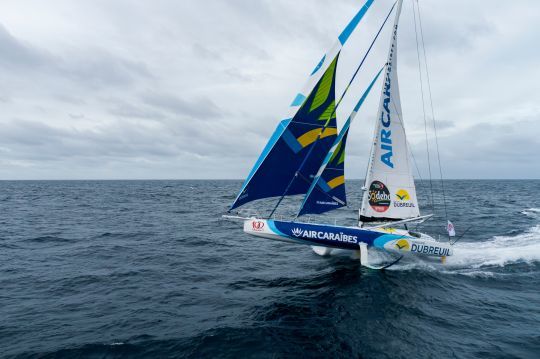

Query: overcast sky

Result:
[0,0,539,180]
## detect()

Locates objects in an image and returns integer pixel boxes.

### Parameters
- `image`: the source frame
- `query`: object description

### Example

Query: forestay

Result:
[360,0,420,223]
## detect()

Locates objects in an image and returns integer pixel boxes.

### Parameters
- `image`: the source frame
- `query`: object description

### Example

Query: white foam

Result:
[323,224,540,274]
[521,207,540,217]
[447,225,540,268]
[381,225,540,274]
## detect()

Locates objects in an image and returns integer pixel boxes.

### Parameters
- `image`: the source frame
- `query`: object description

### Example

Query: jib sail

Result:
[297,67,384,216]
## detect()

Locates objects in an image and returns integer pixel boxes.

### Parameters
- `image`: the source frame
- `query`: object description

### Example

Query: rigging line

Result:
[332,1,398,115]
[411,0,435,212]
[408,143,434,214]
[269,2,398,218]
[416,0,449,222]
[449,225,473,245]
[408,142,426,188]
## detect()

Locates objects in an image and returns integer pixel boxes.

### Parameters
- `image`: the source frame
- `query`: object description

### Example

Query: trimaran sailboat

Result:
[223,0,453,269]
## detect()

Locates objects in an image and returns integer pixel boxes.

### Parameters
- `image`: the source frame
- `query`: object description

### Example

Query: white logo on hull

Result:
[291,227,358,244]
[291,228,303,237]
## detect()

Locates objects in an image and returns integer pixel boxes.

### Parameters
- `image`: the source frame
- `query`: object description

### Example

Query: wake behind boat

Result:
[223,0,455,269]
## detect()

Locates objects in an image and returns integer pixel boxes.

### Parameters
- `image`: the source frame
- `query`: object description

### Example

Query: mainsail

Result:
[297,67,384,217]
[360,0,421,223]
[230,0,375,211]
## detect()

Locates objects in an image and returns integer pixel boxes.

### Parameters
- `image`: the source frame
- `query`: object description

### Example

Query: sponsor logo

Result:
[395,189,410,201]
[379,25,398,169]
[291,228,303,237]
[368,180,391,213]
[410,243,450,257]
[395,239,410,251]
[238,189,248,201]
[316,200,339,206]
[394,189,415,208]
[252,221,265,231]
[289,227,357,244]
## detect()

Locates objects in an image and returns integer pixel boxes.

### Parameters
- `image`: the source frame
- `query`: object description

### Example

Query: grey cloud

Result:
[0,119,179,161]
[0,0,538,179]
[60,50,152,90]
[0,113,249,165]
[0,23,52,69]
[404,119,540,179]
[0,22,150,92]
[141,92,222,120]
[442,121,540,164]
[192,44,224,62]
[107,99,165,120]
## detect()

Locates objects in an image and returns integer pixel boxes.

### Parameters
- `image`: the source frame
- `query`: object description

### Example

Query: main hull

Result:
[244,218,452,258]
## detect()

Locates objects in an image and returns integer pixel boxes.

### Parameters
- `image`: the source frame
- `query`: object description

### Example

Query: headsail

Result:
[297,67,384,217]
[230,0,375,211]
[359,0,420,223]
[297,129,348,216]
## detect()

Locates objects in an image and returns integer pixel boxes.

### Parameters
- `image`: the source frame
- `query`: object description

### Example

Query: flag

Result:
[447,220,456,237]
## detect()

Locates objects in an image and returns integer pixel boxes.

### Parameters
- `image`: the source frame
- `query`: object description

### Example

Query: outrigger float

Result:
[223,0,455,269]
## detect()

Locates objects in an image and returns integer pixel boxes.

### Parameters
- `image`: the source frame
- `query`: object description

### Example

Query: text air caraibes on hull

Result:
[223,0,455,269]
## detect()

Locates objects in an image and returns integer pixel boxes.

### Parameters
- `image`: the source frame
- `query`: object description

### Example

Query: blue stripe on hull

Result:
[268,220,406,251]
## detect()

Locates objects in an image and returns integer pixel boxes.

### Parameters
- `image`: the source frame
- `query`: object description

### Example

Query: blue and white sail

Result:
[297,129,349,216]
[230,0,375,211]
[360,0,420,223]
[297,67,384,216]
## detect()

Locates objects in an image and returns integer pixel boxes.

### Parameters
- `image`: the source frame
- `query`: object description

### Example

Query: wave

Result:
[447,225,540,268]
[24,235,72,243]
[317,223,540,274]
[521,207,540,217]
[385,225,540,274]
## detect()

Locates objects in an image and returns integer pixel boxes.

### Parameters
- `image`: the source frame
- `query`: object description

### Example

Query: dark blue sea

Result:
[1,180,539,358]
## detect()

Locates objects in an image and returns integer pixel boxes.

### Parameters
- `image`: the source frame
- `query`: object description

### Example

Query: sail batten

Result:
[359,0,420,223]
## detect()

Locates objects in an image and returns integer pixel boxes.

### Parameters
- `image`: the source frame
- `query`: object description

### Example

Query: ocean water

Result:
[1,180,539,358]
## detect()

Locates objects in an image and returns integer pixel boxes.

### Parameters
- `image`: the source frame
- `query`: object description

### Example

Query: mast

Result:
[359,0,421,225]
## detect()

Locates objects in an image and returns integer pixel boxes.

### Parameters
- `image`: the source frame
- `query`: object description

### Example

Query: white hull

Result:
[243,218,453,258]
